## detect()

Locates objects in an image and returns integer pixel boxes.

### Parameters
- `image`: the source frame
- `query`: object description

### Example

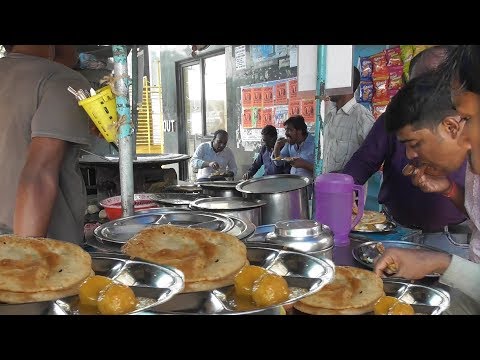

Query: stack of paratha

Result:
[294,266,384,315]
[122,225,248,293]
[352,210,387,231]
[0,235,93,303]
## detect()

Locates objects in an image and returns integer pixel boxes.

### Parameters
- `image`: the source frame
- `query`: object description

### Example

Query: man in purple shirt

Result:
[343,45,467,232]
[243,125,290,179]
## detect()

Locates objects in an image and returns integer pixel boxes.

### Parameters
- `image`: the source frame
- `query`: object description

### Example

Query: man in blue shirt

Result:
[242,125,290,180]
[272,115,315,179]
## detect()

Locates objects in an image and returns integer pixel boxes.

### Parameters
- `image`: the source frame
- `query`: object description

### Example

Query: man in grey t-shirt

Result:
[0,45,92,245]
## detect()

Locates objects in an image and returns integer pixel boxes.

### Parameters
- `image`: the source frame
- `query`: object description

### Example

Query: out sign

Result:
[164,120,176,132]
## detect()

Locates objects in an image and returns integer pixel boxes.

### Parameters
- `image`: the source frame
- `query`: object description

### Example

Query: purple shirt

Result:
[246,145,290,178]
[342,114,467,232]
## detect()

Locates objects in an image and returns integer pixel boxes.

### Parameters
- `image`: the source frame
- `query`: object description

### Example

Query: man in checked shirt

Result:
[322,66,375,174]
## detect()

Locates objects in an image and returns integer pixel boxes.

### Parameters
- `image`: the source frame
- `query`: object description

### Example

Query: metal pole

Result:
[131,45,138,158]
[314,45,327,177]
[112,45,134,217]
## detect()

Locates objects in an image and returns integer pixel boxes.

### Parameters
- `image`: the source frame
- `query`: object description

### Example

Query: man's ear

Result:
[441,116,463,138]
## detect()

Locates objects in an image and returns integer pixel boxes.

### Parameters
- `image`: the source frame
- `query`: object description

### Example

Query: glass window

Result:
[183,64,202,136]
[204,54,226,135]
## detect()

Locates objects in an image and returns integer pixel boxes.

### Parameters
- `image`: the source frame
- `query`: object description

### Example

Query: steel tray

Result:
[94,211,235,245]
[377,279,450,315]
[352,240,448,277]
[149,245,335,315]
[52,253,185,315]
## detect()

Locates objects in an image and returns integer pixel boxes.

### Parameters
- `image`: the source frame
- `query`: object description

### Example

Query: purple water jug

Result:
[314,173,364,247]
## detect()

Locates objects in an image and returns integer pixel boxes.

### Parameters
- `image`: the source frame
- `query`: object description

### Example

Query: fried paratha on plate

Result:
[122,225,248,293]
[294,266,384,315]
[352,210,387,231]
[0,235,93,303]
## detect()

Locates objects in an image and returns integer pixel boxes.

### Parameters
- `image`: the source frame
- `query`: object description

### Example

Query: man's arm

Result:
[246,147,264,178]
[191,143,208,170]
[342,114,390,185]
[14,137,66,237]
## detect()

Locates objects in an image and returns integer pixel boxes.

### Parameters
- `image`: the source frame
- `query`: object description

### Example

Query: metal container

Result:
[236,174,311,225]
[198,181,242,198]
[246,220,334,261]
[189,197,266,226]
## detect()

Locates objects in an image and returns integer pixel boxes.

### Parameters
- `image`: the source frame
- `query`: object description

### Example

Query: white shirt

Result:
[322,97,375,173]
[464,163,480,263]
[191,142,238,179]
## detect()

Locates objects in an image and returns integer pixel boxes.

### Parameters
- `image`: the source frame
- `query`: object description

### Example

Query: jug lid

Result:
[314,173,355,192]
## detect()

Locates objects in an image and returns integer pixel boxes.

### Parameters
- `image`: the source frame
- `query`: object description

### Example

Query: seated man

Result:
[242,125,290,180]
[191,129,238,181]
[342,45,467,233]
[272,115,315,179]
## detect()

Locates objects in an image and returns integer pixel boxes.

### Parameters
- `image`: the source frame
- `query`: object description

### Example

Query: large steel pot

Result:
[197,181,242,198]
[189,197,266,226]
[236,174,311,225]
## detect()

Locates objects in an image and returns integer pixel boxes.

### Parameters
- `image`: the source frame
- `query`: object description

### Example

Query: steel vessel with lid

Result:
[248,219,334,260]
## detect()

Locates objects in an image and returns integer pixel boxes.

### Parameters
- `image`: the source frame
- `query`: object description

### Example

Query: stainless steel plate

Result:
[52,253,185,315]
[352,240,448,277]
[153,193,210,207]
[94,211,235,245]
[236,174,310,194]
[228,215,256,240]
[351,221,397,233]
[377,279,450,315]
[150,245,335,315]
[197,181,241,189]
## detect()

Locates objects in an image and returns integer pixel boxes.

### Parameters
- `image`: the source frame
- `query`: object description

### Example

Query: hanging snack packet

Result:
[373,101,389,120]
[388,66,404,90]
[400,45,415,82]
[359,56,373,80]
[386,47,403,67]
[372,77,390,104]
[371,51,389,79]
[359,80,374,102]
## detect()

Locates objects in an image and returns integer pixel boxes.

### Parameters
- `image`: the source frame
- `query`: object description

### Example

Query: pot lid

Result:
[236,174,310,194]
[190,197,266,211]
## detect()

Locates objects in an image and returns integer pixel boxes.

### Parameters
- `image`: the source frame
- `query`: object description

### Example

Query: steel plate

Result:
[0,253,185,315]
[150,245,335,315]
[377,279,450,315]
[190,197,266,211]
[352,240,449,277]
[94,211,235,245]
[351,221,397,233]
[52,253,185,315]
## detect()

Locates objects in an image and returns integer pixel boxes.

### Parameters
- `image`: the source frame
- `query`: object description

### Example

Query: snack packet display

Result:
[372,77,389,103]
[373,101,389,120]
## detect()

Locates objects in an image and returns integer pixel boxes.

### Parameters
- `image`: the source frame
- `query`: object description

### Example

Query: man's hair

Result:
[213,129,228,140]
[353,66,360,92]
[439,45,480,94]
[384,71,457,133]
[408,45,456,79]
[284,115,307,135]
[261,124,277,138]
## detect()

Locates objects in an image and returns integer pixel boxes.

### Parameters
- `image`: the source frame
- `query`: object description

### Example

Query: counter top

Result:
[79,153,191,166]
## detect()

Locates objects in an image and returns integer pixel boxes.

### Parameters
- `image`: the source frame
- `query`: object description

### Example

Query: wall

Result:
[225,45,298,178]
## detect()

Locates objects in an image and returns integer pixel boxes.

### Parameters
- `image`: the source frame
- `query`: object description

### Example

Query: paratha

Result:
[0,270,95,304]
[294,266,384,315]
[0,235,92,293]
[352,210,387,231]
[121,225,248,291]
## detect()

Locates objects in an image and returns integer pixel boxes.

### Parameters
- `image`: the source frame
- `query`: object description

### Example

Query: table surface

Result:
[79,153,191,166]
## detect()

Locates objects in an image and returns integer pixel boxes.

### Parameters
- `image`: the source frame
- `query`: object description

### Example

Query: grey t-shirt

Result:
[0,53,92,244]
